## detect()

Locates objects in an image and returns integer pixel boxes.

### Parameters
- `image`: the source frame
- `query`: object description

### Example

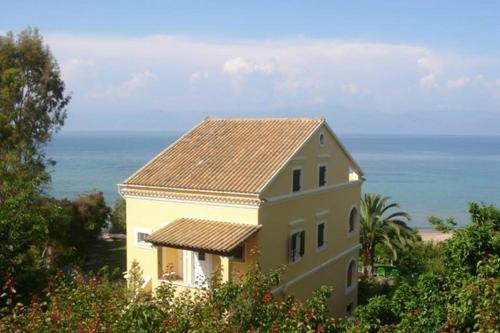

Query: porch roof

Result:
[145,218,261,256]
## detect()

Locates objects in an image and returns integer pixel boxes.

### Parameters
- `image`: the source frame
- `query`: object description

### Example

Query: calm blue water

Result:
[46,132,500,229]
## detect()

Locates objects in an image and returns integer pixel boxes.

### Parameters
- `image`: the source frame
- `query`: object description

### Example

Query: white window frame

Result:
[289,229,304,264]
[345,258,358,294]
[316,220,326,251]
[135,227,153,249]
[347,206,359,237]
[291,166,303,193]
[318,163,328,187]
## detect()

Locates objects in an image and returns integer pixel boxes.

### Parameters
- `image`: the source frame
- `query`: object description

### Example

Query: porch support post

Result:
[221,256,232,282]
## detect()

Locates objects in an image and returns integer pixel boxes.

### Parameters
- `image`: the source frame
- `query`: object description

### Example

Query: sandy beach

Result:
[418,230,454,243]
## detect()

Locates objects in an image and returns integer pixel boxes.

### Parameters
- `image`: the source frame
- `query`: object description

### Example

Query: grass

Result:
[85,239,127,275]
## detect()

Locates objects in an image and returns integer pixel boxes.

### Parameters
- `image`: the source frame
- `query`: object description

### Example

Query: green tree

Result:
[428,215,457,233]
[359,193,416,276]
[0,27,70,298]
[352,202,500,332]
[110,198,126,233]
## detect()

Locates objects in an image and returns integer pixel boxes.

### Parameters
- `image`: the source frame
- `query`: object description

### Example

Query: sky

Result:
[2,1,500,134]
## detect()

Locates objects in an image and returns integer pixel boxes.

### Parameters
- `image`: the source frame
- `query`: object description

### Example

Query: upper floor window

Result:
[318,165,327,187]
[349,207,358,233]
[292,168,302,192]
[319,132,325,146]
[316,222,325,249]
[289,230,305,263]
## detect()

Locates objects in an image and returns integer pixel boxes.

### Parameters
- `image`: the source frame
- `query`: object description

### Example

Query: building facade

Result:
[119,118,363,316]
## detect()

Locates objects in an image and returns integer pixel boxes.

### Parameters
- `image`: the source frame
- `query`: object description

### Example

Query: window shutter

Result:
[289,233,297,261]
[299,231,305,256]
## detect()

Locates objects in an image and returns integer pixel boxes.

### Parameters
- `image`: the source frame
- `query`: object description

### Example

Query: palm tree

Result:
[360,193,417,276]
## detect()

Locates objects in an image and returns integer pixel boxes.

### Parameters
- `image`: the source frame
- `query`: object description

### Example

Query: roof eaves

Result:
[321,121,365,177]
[256,119,324,195]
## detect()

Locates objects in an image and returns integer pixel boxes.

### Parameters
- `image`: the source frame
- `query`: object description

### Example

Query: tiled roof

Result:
[124,118,323,194]
[145,218,261,255]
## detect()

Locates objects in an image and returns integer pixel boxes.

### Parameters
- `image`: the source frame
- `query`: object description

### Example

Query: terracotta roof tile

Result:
[145,218,261,255]
[124,118,323,194]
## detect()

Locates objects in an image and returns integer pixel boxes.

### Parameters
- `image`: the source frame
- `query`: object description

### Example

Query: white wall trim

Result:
[289,218,305,226]
[122,195,260,209]
[265,180,362,203]
[273,243,361,294]
[317,154,330,160]
[315,210,329,219]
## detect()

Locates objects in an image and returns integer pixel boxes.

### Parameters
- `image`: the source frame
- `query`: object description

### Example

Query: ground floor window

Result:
[347,259,356,288]
[134,228,152,248]
[289,230,305,263]
[346,303,353,315]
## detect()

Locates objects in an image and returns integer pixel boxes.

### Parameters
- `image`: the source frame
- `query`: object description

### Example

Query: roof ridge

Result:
[203,117,323,121]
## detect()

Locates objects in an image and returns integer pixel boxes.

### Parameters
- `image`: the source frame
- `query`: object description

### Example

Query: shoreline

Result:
[418,230,454,242]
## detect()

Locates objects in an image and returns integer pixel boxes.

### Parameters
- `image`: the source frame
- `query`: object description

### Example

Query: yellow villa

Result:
[119,117,364,316]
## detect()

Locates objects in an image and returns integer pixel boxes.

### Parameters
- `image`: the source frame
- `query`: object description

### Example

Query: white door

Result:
[192,251,212,286]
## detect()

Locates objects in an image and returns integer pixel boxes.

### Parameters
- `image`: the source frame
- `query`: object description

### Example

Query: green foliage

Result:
[352,295,398,332]
[68,191,111,251]
[396,241,445,278]
[360,193,417,276]
[352,201,500,332]
[0,27,70,184]
[0,264,345,332]
[127,259,144,297]
[357,277,393,306]
[110,197,126,233]
[428,215,457,233]
[0,27,70,302]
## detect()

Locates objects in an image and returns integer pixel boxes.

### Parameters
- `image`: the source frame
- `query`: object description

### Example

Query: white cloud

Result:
[419,74,438,88]
[341,83,359,94]
[88,70,155,99]
[123,71,155,89]
[417,56,442,73]
[59,58,95,81]
[42,33,500,131]
[189,71,209,82]
[447,76,470,89]
[222,57,276,77]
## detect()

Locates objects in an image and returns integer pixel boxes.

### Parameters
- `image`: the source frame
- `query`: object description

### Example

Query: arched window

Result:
[349,207,358,233]
[347,260,356,288]
[319,132,325,145]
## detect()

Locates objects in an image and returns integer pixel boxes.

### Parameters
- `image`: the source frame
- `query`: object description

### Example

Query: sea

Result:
[45,132,500,230]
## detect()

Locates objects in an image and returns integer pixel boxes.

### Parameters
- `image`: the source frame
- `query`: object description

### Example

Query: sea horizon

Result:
[45,131,500,230]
